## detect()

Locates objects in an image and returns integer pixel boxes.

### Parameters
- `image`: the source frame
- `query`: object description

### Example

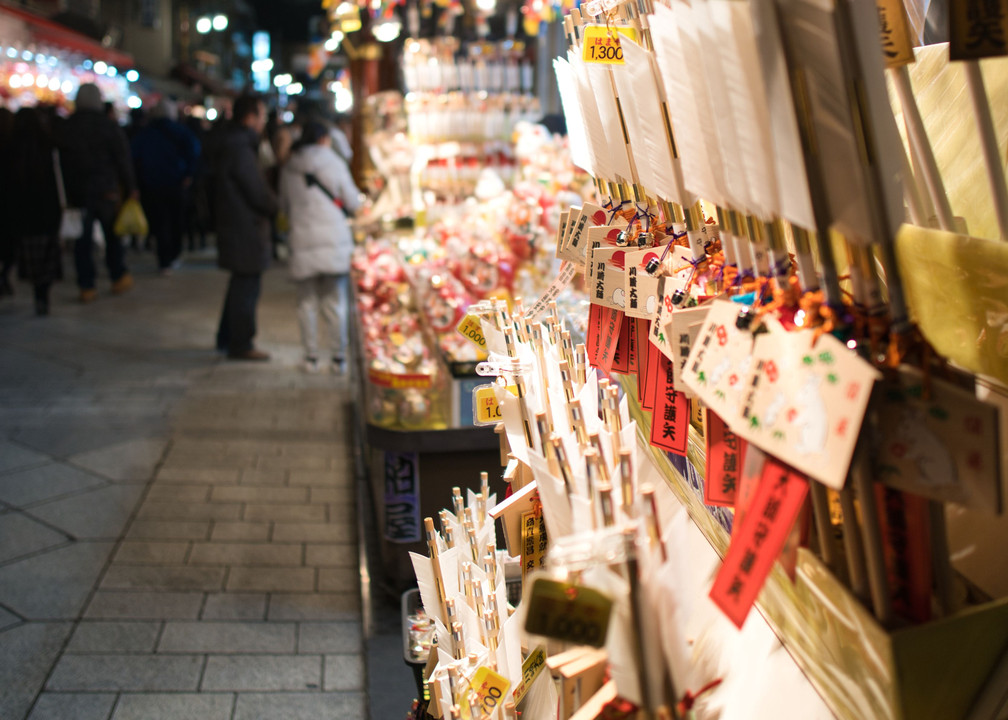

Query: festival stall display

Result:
[406,1,1008,719]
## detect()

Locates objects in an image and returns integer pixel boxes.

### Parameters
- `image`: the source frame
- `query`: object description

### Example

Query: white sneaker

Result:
[331,356,345,374]
[303,356,320,373]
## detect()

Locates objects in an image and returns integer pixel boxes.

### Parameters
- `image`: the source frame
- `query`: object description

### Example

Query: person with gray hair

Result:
[130,97,200,274]
[59,82,137,302]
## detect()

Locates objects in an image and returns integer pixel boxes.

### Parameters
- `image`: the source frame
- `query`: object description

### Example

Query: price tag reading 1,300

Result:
[582,24,638,65]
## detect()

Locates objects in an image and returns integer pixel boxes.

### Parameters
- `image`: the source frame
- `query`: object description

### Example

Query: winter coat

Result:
[214,124,277,275]
[131,118,201,190]
[279,143,361,280]
[59,109,135,207]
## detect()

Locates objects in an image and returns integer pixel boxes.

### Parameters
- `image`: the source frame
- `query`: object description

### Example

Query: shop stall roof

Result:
[0,3,133,68]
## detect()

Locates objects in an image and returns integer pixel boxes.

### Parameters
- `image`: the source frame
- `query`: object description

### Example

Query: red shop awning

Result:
[0,4,133,68]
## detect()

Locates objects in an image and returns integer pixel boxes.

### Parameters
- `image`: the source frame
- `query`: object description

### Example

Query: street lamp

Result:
[196,16,212,33]
[212,14,228,31]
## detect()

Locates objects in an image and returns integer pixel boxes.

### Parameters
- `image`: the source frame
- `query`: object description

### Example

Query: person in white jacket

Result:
[279,120,362,372]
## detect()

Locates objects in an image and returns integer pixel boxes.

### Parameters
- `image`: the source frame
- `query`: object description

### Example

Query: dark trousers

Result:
[75,199,127,290]
[216,273,261,354]
[143,186,185,270]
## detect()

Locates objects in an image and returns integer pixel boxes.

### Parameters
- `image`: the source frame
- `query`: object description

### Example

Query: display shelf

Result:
[617,374,1008,720]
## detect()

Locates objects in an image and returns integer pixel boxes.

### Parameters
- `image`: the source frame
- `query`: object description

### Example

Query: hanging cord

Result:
[677,678,724,716]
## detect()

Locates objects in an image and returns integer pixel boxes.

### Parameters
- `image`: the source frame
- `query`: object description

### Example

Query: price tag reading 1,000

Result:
[582,24,638,65]
[472,384,518,426]
[462,666,511,720]
[524,577,613,647]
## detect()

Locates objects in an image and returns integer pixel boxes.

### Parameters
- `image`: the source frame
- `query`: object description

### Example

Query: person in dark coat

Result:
[131,98,200,274]
[10,106,63,315]
[0,108,15,298]
[213,94,277,361]
[59,82,137,302]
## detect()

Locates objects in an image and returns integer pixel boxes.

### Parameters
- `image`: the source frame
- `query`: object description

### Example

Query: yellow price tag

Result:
[581,24,638,65]
[461,666,511,719]
[511,645,547,705]
[456,314,488,351]
[473,384,517,425]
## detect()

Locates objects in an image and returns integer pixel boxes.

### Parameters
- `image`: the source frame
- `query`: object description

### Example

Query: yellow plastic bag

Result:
[114,197,149,237]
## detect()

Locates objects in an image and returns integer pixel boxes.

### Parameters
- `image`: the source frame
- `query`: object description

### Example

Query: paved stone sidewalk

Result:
[0,253,365,719]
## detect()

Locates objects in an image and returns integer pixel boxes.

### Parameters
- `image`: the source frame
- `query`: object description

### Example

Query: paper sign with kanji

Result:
[872,366,1001,511]
[623,246,664,319]
[666,305,712,396]
[709,457,809,628]
[734,329,881,490]
[681,299,758,425]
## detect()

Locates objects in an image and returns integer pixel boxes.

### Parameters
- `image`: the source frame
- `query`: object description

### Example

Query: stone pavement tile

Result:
[211,486,309,504]
[297,622,363,654]
[27,692,117,720]
[127,520,210,540]
[237,469,288,487]
[0,440,49,474]
[46,654,204,691]
[0,462,108,507]
[86,591,204,620]
[279,441,343,459]
[201,655,322,691]
[167,439,231,456]
[267,593,360,621]
[255,456,330,471]
[114,540,190,564]
[11,422,170,464]
[29,484,145,540]
[0,621,73,720]
[226,567,315,593]
[287,469,351,487]
[155,467,240,485]
[66,621,162,653]
[0,541,114,619]
[201,593,267,620]
[68,438,167,482]
[233,692,365,720]
[323,654,365,691]
[0,511,69,564]
[0,605,21,631]
[210,522,270,542]
[145,485,212,503]
[159,454,254,471]
[304,544,359,568]
[189,542,303,567]
[318,567,360,593]
[326,503,356,523]
[159,620,295,653]
[242,504,326,523]
[136,501,242,522]
[271,523,355,544]
[101,565,225,592]
[308,487,354,503]
[110,692,234,720]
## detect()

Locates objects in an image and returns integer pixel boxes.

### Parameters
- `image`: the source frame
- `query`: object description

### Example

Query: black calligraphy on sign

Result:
[704,410,746,507]
[649,352,689,455]
[384,452,421,543]
[951,0,1008,60]
[874,0,914,67]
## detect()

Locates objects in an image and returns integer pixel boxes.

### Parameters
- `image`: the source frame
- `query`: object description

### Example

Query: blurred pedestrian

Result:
[279,120,361,373]
[131,98,200,274]
[59,82,137,302]
[213,94,277,361]
[9,106,62,315]
[0,107,15,298]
